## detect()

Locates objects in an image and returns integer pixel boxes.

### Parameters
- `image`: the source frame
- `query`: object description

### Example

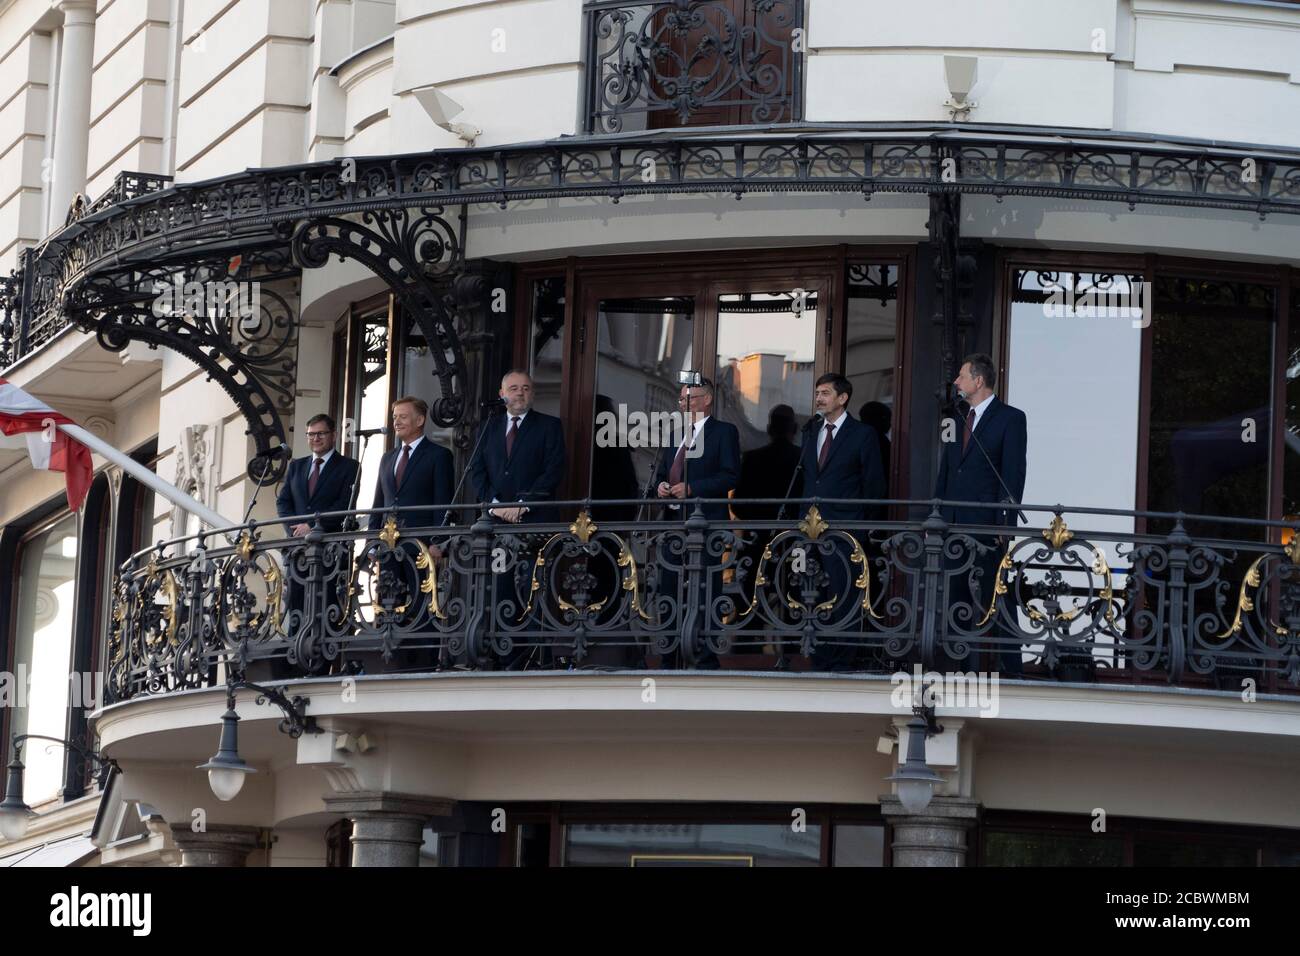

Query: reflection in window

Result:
[12,515,79,806]
[715,291,817,455]
[1146,276,1274,540]
[832,824,885,866]
[982,830,1125,866]
[564,822,822,866]
[589,297,693,517]
[1008,269,1144,527]
[1282,287,1300,524]
[350,310,391,525]
[529,277,566,420]
[846,264,900,491]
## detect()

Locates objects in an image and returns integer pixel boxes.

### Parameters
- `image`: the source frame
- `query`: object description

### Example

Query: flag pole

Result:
[57,423,242,532]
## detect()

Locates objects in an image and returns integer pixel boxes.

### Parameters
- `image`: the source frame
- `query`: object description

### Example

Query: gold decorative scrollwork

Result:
[1216,554,1265,639]
[1043,515,1073,550]
[143,555,180,647]
[981,531,1116,629]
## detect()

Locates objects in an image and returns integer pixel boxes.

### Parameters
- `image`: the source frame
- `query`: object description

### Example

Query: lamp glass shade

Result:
[0,806,33,841]
[206,766,249,802]
[896,777,936,814]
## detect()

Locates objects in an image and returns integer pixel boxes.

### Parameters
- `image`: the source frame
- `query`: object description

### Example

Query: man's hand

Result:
[429,543,444,560]
[656,481,672,499]
[669,482,688,499]
[291,523,311,537]
[490,506,525,523]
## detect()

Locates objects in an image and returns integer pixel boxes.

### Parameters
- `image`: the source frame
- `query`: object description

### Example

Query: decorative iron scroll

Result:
[103,499,1300,701]
[64,247,300,481]
[585,0,803,133]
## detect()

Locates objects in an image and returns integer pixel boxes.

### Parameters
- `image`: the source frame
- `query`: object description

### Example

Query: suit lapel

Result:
[962,397,1000,461]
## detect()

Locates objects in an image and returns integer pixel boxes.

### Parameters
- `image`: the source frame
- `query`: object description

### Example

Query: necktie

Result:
[395,444,410,487]
[668,430,691,485]
[818,422,835,471]
[963,407,976,453]
[308,457,322,498]
[506,416,520,458]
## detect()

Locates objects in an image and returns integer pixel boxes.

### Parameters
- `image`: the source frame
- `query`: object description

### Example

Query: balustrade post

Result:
[681,503,709,668]
[919,502,949,670]
[1164,514,1191,683]
[464,507,495,665]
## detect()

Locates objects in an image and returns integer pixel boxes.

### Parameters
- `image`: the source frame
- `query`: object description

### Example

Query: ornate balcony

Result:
[103,498,1300,702]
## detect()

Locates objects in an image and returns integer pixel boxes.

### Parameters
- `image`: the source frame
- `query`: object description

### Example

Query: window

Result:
[10,514,80,806]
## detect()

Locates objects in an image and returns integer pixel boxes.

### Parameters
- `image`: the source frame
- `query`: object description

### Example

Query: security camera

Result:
[411,85,481,145]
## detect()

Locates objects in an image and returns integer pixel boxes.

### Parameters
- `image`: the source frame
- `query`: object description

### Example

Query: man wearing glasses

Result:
[276,413,360,534]
[651,378,741,669]
[273,413,360,676]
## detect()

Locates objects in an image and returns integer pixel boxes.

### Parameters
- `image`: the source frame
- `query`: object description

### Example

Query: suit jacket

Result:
[651,417,741,522]
[468,409,566,523]
[275,453,360,533]
[733,439,802,521]
[799,414,886,521]
[368,438,455,531]
[933,395,1028,528]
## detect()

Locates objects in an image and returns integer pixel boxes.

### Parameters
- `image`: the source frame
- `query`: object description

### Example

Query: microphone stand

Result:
[342,431,375,533]
[634,456,659,525]
[445,402,505,528]
[777,415,821,523]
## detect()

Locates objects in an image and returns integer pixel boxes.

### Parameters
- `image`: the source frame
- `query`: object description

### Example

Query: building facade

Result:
[2,0,1300,867]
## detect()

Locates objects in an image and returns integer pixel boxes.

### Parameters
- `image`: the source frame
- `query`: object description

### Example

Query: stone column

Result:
[880,795,980,867]
[323,791,454,867]
[168,824,262,867]
[50,1,97,223]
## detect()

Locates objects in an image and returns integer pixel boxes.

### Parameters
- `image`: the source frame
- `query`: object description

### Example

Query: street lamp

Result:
[0,735,118,841]
[886,707,945,814]
[198,680,318,801]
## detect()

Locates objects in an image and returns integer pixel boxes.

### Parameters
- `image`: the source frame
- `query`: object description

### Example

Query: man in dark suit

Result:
[272,413,360,676]
[798,374,887,670]
[276,413,360,534]
[365,397,454,661]
[933,353,1028,675]
[468,369,566,668]
[369,396,454,532]
[469,369,566,525]
[652,378,741,668]
[800,374,887,522]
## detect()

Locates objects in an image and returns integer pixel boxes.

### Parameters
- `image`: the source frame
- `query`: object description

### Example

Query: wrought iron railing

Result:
[103,498,1300,702]
[585,0,804,133]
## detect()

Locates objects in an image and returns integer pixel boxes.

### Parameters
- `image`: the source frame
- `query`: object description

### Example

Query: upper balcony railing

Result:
[104,498,1300,702]
[584,0,804,133]
[0,171,172,368]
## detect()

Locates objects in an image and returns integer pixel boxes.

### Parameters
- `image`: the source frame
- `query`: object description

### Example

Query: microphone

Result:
[353,427,386,438]
[481,398,506,409]
[801,412,824,434]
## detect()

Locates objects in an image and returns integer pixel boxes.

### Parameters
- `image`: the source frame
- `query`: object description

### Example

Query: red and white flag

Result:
[0,378,93,511]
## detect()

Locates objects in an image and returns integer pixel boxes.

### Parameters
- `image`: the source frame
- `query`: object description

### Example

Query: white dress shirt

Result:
[817,411,847,459]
